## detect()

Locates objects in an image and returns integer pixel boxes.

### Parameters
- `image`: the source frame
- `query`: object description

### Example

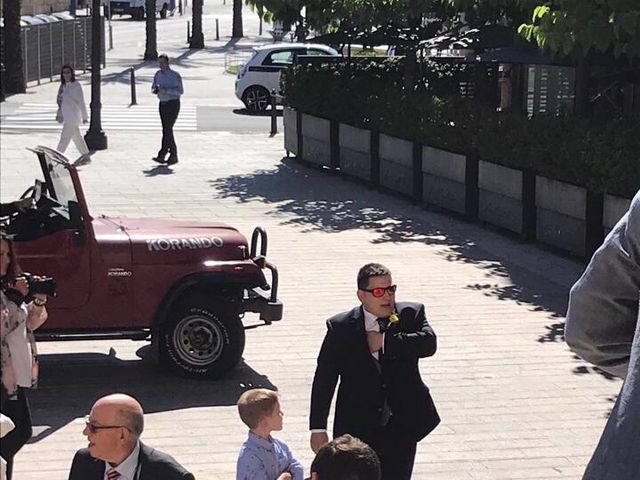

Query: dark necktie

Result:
[375,317,392,426]
[107,468,120,480]
[377,317,389,333]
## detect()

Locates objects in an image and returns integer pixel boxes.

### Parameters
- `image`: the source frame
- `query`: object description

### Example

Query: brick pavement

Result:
[0,8,623,480]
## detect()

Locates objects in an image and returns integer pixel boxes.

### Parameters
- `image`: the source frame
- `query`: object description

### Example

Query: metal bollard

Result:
[187,21,190,43]
[270,89,278,136]
[130,67,137,105]
[215,18,219,40]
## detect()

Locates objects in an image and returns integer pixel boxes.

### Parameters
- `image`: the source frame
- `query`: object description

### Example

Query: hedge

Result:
[282,59,639,198]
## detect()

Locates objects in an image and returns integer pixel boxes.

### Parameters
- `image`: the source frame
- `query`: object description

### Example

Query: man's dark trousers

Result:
[159,99,180,159]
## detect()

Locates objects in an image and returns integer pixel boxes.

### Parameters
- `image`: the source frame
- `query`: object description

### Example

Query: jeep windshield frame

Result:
[38,150,78,209]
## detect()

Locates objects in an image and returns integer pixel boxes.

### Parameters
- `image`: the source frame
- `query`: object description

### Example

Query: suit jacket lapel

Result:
[136,442,150,479]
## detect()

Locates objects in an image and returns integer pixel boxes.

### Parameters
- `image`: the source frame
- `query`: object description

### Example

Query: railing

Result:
[0,16,104,90]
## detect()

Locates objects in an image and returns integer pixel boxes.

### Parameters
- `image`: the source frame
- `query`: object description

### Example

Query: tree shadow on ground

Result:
[27,347,274,443]
[207,158,600,372]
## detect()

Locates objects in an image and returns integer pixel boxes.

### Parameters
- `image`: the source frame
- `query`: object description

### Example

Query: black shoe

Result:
[166,156,179,165]
[152,156,166,164]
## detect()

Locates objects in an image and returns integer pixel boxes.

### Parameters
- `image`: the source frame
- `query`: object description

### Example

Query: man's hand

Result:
[367,331,384,353]
[12,278,29,297]
[276,473,292,480]
[310,431,329,454]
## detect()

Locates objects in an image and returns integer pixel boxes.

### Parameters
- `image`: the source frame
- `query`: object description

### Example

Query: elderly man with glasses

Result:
[309,263,440,480]
[68,394,194,480]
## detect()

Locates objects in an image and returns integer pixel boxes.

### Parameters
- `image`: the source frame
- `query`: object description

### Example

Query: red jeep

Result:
[5,146,282,379]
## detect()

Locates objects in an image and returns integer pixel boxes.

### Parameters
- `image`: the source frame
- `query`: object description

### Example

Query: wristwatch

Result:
[33,297,47,307]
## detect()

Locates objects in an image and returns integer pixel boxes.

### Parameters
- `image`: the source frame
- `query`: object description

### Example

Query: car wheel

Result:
[160,298,245,379]
[160,4,167,19]
[243,86,270,112]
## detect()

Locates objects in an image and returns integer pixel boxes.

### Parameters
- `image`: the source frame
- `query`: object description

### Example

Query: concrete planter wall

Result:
[301,113,331,167]
[339,124,371,181]
[604,194,632,233]
[282,108,632,260]
[378,134,414,197]
[478,161,524,234]
[536,176,587,256]
[283,107,298,157]
[422,146,467,214]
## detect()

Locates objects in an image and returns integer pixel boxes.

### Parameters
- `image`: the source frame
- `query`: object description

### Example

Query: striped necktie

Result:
[107,468,120,480]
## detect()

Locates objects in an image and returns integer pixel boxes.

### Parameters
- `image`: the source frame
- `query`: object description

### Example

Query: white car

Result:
[235,43,341,112]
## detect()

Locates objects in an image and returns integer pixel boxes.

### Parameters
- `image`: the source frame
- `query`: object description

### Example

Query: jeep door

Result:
[14,149,92,328]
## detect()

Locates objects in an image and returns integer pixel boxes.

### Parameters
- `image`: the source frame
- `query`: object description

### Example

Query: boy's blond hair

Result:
[237,388,279,429]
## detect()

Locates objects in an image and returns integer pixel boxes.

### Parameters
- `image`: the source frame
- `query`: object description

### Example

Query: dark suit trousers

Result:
[369,416,418,480]
[0,388,33,480]
[159,99,180,157]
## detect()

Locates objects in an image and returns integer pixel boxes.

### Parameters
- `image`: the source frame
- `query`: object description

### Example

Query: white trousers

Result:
[57,121,89,156]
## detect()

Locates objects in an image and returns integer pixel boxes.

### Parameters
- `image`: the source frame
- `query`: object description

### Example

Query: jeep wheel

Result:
[160,300,245,379]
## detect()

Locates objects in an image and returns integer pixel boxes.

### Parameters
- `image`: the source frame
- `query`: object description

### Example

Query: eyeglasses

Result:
[360,285,397,298]
[84,415,129,434]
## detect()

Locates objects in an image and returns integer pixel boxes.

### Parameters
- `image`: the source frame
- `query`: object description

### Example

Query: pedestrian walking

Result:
[56,65,91,164]
[151,54,183,166]
[309,263,440,480]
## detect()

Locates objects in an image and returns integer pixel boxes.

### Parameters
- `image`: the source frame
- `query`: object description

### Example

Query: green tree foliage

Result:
[518,0,640,58]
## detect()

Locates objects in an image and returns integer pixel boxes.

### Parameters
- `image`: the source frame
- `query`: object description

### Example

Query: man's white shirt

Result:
[104,441,140,480]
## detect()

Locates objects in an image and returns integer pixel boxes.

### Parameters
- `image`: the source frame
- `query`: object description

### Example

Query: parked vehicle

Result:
[34,14,61,23]
[20,15,47,25]
[108,0,175,20]
[235,43,341,112]
[51,12,76,21]
[4,147,283,379]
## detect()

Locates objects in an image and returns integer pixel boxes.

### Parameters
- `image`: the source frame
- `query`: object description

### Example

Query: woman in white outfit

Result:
[56,65,90,160]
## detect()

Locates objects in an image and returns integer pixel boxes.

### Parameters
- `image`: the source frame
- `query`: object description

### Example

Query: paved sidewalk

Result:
[0,6,623,480]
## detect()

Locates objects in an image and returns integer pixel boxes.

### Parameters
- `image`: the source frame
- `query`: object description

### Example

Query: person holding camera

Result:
[0,231,48,480]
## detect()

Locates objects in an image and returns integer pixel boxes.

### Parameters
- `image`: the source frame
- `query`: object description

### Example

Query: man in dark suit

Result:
[310,263,440,480]
[68,393,194,480]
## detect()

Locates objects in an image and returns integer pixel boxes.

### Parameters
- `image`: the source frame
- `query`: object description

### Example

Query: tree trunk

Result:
[190,0,204,48]
[2,0,25,94]
[232,0,243,38]
[144,0,158,60]
[574,45,591,117]
[403,49,418,93]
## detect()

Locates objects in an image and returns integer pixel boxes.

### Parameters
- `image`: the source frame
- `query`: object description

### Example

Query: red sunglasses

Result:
[361,285,397,298]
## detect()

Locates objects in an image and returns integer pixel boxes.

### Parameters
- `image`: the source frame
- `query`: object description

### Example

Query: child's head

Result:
[237,388,283,433]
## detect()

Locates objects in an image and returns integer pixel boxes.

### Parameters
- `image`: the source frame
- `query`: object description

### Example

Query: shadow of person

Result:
[28,348,275,443]
[143,165,174,177]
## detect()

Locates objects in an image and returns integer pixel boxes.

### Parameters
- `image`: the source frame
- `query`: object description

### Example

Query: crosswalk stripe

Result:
[1,103,197,131]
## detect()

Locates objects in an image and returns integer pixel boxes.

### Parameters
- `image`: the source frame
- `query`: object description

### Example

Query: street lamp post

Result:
[84,0,108,150]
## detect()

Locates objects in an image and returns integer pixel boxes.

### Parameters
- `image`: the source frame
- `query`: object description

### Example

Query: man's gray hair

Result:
[117,408,144,438]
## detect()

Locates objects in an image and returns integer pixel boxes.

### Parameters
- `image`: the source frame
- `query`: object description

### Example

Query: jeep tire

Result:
[160,299,245,379]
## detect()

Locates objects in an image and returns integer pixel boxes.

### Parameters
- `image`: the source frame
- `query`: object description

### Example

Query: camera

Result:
[19,272,57,297]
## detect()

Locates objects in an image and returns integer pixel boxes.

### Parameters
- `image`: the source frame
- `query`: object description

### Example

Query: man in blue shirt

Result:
[236,388,303,480]
[152,54,183,165]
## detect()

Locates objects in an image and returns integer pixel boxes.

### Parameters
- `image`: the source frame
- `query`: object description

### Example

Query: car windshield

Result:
[43,152,77,209]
